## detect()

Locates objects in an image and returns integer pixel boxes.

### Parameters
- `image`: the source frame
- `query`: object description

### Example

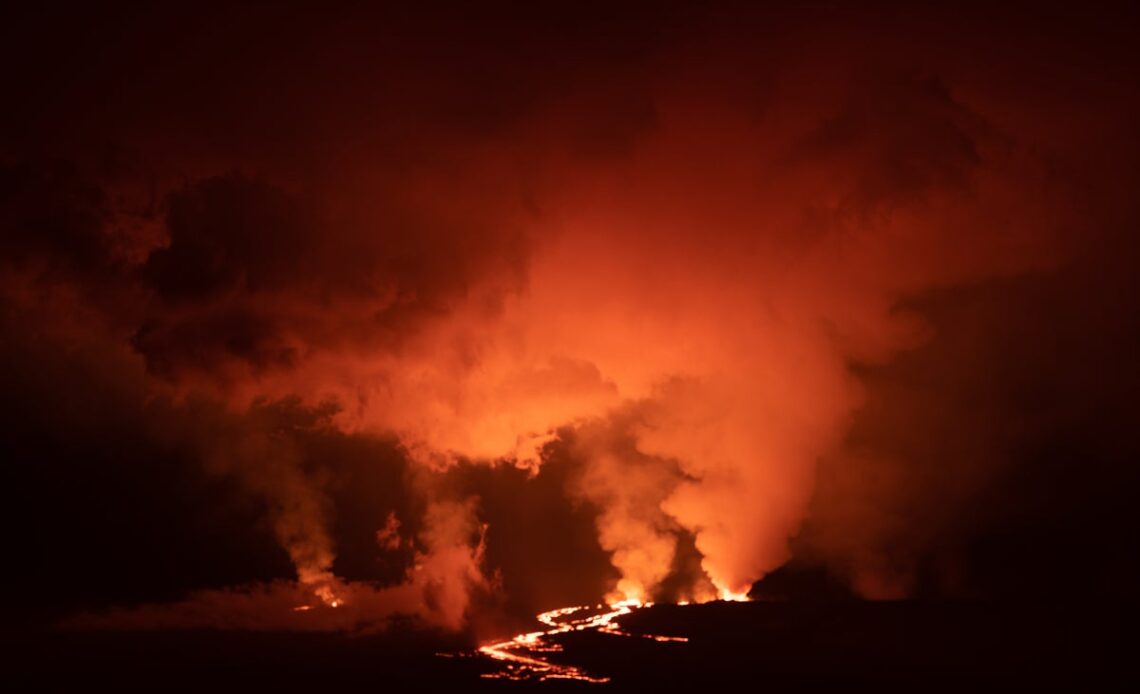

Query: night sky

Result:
[2,2,1139,687]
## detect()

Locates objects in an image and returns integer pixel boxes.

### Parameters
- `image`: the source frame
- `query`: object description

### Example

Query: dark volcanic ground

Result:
[6,601,1133,691]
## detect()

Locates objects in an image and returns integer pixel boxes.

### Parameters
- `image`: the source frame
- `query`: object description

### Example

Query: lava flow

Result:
[478,599,689,683]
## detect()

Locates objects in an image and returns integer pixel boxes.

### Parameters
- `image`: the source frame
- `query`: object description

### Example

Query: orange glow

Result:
[312,583,344,609]
[13,5,1132,644]
[717,586,751,603]
[478,599,687,682]
[182,75,1079,608]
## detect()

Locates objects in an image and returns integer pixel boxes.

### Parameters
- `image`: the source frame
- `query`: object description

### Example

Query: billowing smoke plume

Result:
[3,4,1137,629]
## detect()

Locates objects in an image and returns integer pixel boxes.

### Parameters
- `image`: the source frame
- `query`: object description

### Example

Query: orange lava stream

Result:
[478,599,688,683]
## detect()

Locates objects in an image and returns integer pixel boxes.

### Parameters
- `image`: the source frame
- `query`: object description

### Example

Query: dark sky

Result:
[2,2,1138,634]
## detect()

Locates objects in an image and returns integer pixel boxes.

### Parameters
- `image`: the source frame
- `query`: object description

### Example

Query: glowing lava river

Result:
[476,600,690,683]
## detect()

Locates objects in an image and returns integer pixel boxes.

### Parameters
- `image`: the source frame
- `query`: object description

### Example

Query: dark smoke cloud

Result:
[797,240,1140,598]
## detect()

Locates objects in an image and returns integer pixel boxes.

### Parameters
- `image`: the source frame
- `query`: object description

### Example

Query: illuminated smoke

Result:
[410,499,491,630]
[567,412,683,603]
[341,65,1077,600]
[197,416,339,602]
[376,511,403,551]
[65,497,491,632]
[64,61,1082,611]
[4,6,1134,630]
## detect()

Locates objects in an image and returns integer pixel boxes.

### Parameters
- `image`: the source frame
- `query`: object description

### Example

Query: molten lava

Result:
[718,588,750,603]
[477,599,691,682]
